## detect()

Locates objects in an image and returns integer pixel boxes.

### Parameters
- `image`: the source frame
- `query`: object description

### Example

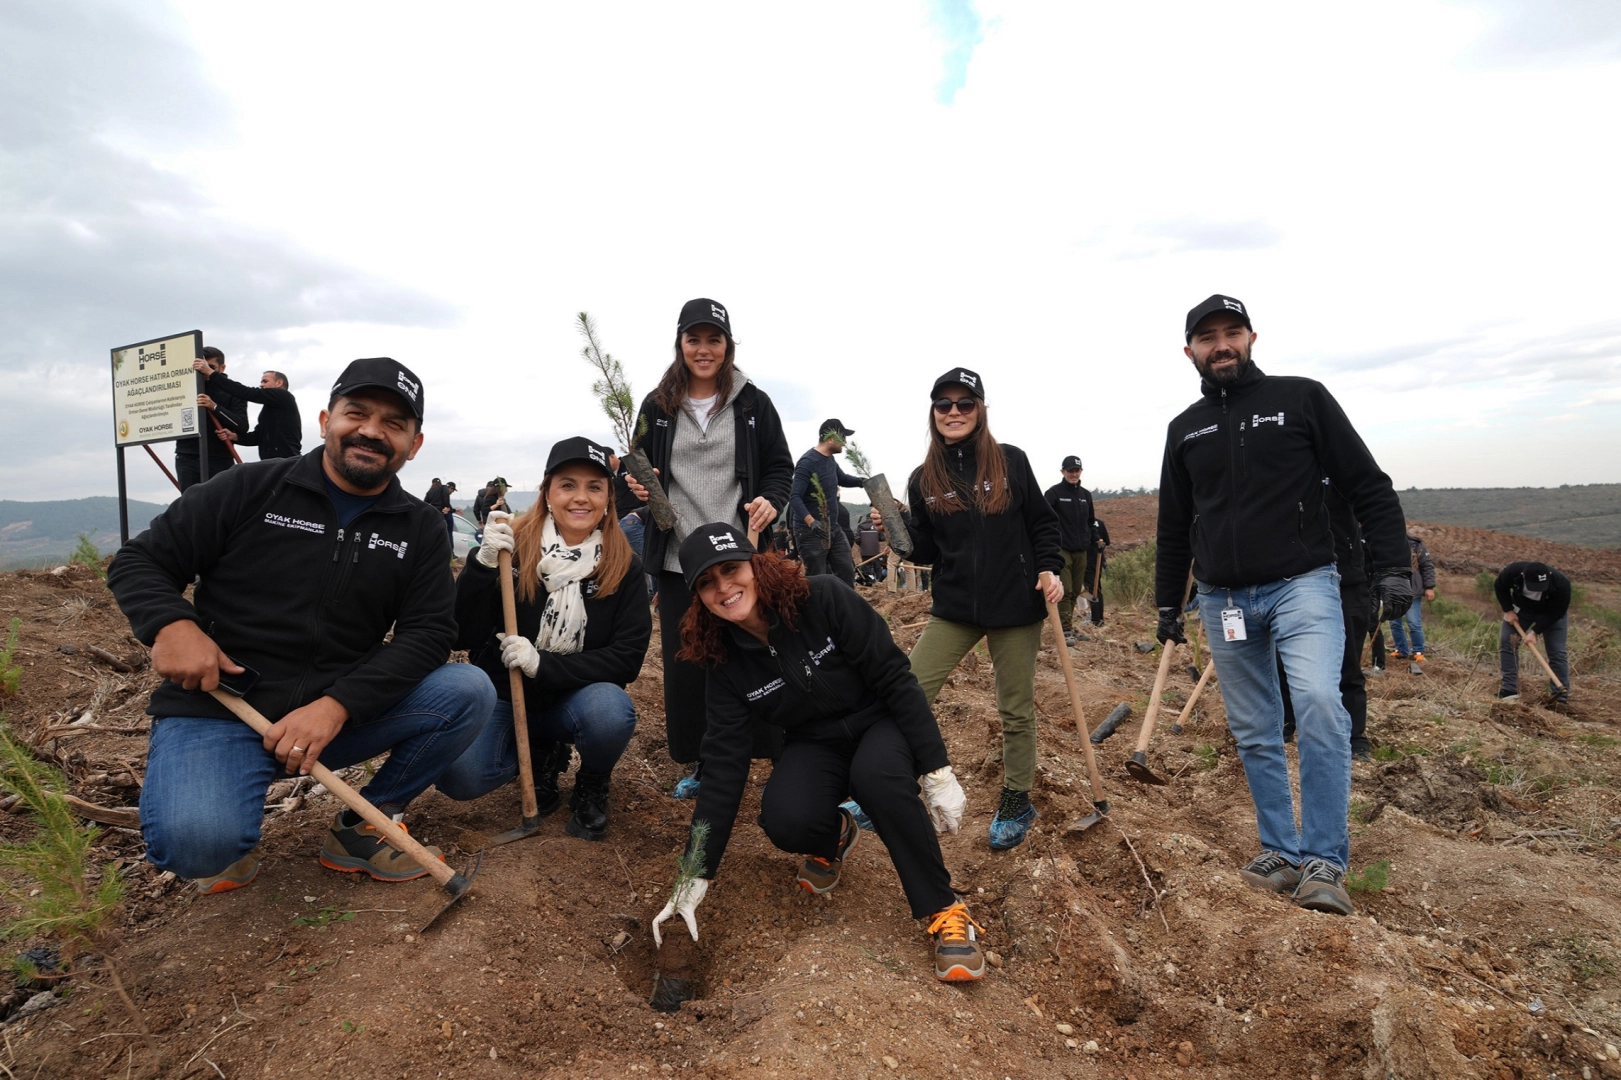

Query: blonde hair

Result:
[511,468,633,602]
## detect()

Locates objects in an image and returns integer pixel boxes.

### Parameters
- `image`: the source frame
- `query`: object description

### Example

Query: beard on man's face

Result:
[1196,341,1254,386]
[329,432,399,488]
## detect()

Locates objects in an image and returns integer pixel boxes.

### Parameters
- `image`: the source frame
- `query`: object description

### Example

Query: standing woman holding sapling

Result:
[622,299,793,798]
[650,526,986,982]
[439,437,651,840]
[871,368,1063,851]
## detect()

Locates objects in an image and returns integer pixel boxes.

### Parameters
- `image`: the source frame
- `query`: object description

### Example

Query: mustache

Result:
[341,433,391,456]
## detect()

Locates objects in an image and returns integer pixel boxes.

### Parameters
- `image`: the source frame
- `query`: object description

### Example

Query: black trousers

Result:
[174,450,234,491]
[1085,548,1106,625]
[757,716,955,919]
[1280,577,1371,747]
[656,571,782,763]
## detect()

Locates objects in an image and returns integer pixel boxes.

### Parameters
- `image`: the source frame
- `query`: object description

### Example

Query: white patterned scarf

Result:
[534,513,602,655]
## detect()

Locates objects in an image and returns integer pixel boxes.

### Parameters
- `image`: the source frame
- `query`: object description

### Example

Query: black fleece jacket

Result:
[205,372,303,459]
[906,442,1062,628]
[1494,562,1572,633]
[689,577,951,879]
[1043,480,1099,551]
[108,450,455,724]
[1155,364,1407,608]
[620,381,793,574]
[176,383,247,470]
[453,555,651,712]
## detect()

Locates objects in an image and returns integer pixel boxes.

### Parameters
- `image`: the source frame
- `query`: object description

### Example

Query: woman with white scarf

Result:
[440,437,651,841]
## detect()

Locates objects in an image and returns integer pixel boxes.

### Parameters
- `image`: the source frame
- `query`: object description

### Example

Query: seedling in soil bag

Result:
[578,311,676,530]
[651,822,708,1013]
[843,439,912,558]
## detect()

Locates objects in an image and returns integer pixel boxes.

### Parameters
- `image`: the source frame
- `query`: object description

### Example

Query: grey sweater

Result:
[663,376,749,573]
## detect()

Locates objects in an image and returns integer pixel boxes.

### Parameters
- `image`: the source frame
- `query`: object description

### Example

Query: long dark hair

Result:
[915,393,1009,515]
[676,553,809,667]
[651,330,738,416]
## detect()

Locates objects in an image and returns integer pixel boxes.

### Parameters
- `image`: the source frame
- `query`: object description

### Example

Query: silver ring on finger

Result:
[291,746,306,753]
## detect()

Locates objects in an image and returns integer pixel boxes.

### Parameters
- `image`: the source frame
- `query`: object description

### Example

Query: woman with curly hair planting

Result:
[649,525,986,982]
[622,299,793,799]
[440,437,651,840]
[871,368,1062,851]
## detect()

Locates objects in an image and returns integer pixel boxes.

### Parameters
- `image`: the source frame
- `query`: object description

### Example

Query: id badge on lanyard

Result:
[1220,607,1247,642]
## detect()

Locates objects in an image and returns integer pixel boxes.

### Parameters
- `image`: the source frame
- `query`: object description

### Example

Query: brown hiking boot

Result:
[193,845,261,894]
[927,902,986,982]
[319,809,442,882]
[1239,851,1302,895]
[1292,859,1355,916]
[797,806,861,894]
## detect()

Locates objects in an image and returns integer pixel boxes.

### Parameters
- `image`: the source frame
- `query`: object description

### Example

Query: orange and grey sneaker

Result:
[928,901,986,982]
[193,845,262,894]
[1412,652,1426,663]
[797,806,862,894]
[319,809,442,882]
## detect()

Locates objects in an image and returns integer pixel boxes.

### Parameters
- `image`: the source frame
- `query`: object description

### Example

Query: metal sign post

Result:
[110,330,205,544]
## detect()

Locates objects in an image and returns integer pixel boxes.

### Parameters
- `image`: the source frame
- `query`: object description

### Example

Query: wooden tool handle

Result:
[1135,641,1178,755]
[209,689,454,886]
[1174,661,1215,728]
[1516,628,1566,691]
[1046,601,1108,805]
[498,550,541,819]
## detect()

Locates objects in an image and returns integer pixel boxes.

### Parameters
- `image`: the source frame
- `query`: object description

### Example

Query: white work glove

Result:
[475,510,515,568]
[496,632,539,678]
[920,766,966,834]
[651,877,709,946]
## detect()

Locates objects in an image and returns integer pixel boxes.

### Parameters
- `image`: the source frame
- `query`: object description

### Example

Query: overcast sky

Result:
[4,0,1620,507]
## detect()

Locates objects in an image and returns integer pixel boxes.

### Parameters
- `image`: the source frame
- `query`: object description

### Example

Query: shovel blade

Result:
[1125,752,1168,787]
[485,815,546,848]
[418,850,483,933]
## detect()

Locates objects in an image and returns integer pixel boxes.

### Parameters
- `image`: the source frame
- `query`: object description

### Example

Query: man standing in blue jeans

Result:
[109,357,493,895]
[1388,533,1437,668]
[1154,295,1413,916]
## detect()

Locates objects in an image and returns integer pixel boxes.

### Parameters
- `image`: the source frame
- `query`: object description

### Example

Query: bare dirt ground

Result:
[3,509,1621,1079]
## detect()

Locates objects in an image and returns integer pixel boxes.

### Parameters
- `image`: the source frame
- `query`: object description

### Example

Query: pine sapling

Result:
[808,476,833,552]
[844,444,913,558]
[577,311,676,529]
[69,534,106,582]
[669,819,709,908]
[1,618,20,696]
[842,438,873,479]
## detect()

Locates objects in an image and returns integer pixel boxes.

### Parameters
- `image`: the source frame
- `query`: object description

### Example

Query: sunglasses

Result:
[932,397,979,415]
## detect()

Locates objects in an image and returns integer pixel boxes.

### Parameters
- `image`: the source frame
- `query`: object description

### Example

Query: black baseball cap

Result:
[1185,295,1252,341]
[330,357,425,420]
[678,521,756,590]
[1062,455,1083,470]
[819,418,855,441]
[931,367,985,400]
[1521,563,1553,600]
[677,298,732,337]
[546,436,614,476]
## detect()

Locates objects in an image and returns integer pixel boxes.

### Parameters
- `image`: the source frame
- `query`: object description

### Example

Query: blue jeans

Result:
[619,512,656,597]
[1198,565,1352,870]
[140,663,494,879]
[1388,598,1425,655]
[436,683,637,800]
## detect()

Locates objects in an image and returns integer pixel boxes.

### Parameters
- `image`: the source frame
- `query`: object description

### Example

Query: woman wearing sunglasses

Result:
[873,368,1062,851]
[650,525,986,982]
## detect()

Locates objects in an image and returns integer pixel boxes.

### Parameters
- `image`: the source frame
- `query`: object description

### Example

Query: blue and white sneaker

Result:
[839,799,876,832]
[988,788,1038,850]
[672,762,702,800]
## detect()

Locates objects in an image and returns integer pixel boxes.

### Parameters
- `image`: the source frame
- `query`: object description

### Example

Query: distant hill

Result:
[0,497,170,568]
[1397,485,1621,549]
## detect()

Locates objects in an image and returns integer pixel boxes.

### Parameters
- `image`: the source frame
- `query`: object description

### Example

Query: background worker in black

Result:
[1043,455,1097,643]
[652,527,985,983]
[107,356,493,893]
[1494,561,1572,702]
[424,478,455,540]
[176,346,246,489]
[202,366,303,460]
[788,419,865,585]
[1086,513,1111,627]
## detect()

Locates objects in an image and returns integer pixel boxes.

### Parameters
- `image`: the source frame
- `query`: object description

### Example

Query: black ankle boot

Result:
[566,768,612,841]
[531,741,570,816]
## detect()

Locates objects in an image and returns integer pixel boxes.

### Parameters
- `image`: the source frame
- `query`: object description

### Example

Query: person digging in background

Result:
[870,367,1063,852]
[1388,532,1437,668]
[1086,510,1110,628]
[1044,455,1097,645]
[108,357,494,893]
[1155,295,1412,917]
[788,419,865,585]
[651,526,985,982]
[1494,561,1572,704]
[621,298,793,801]
[438,437,651,840]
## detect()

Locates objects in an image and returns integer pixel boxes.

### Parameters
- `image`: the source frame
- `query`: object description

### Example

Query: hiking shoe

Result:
[532,741,570,816]
[1369,665,1385,677]
[565,767,611,841]
[1292,859,1355,916]
[839,798,875,832]
[988,788,1037,851]
[1350,737,1373,763]
[672,761,702,800]
[1496,689,1520,701]
[1412,651,1426,663]
[927,902,986,982]
[194,845,261,894]
[1392,652,1410,661]
[1239,851,1301,895]
[797,807,861,894]
[319,809,441,882]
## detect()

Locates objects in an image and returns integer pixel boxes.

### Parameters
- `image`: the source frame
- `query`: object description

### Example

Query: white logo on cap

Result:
[957,371,978,388]
[1222,298,1245,313]
[588,445,607,466]
[396,371,419,401]
[708,530,740,551]
[710,303,727,324]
